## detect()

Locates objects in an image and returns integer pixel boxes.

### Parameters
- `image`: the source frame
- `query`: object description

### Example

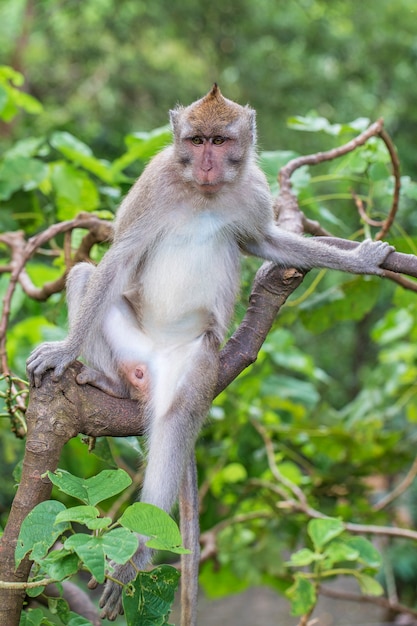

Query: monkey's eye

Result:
[191,136,204,145]
[212,136,226,145]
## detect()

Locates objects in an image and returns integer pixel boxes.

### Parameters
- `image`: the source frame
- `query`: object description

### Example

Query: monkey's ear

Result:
[169,108,181,132]
[248,107,257,144]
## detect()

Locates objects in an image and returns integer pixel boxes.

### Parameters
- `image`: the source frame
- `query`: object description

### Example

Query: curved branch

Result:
[275,118,401,243]
[375,127,401,240]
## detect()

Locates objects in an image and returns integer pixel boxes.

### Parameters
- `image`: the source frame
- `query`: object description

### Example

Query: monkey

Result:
[27,85,394,620]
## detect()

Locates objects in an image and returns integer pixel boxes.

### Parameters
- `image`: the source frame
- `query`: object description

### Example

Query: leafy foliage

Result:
[286,519,382,615]
[16,469,182,624]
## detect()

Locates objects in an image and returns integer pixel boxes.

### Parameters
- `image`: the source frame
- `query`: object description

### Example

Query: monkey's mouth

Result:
[195,182,224,195]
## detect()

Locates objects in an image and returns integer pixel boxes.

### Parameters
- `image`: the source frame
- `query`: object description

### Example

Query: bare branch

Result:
[375,127,401,240]
[320,585,417,620]
[374,456,417,512]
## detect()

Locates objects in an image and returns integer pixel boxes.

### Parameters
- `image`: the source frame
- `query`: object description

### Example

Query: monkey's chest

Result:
[139,227,238,334]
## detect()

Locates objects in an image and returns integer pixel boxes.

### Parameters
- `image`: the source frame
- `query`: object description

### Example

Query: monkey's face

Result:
[170,85,257,195]
[182,134,244,194]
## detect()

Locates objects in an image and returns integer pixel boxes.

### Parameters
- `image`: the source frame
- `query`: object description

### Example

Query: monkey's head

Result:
[170,84,257,195]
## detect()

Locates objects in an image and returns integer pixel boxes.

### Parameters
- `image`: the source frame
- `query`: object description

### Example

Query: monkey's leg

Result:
[98,333,219,621]
[66,262,95,324]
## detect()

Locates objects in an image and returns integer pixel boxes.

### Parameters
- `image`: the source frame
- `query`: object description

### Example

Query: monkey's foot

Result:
[92,543,154,620]
[76,364,129,398]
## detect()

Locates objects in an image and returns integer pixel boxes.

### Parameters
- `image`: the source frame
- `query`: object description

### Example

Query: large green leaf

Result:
[122,565,180,626]
[15,501,69,567]
[0,156,48,199]
[47,468,132,505]
[51,131,117,184]
[50,162,99,219]
[120,503,189,554]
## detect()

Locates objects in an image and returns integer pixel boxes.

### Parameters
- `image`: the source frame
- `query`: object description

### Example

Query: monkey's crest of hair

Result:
[170,84,257,143]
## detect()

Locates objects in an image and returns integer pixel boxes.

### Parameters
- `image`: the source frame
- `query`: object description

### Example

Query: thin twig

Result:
[374,456,417,512]
[376,127,401,240]
[278,118,385,195]
[351,189,383,227]
[320,585,417,619]
[382,269,417,292]
[251,419,309,506]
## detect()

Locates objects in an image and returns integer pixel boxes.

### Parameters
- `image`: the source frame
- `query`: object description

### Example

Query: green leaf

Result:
[47,596,70,622]
[64,527,138,583]
[308,518,344,550]
[102,527,139,564]
[286,575,316,616]
[323,540,359,566]
[355,573,384,596]
[120,503,190,554]
[51,131,116,184]
[211,463,247,497]
[15,501,70,568]
[55,505,100,524]
[40,549,80,581]
[47,468,132,505]
[0,156,48,200]
[63,534,105,582]
[122,564,180,626]
[112,126,172,173]
[287,548,321,567]
[372,308,414,345]
[55,504,111,529]
[4,137,46,159]
[300,278,380,334]
[11,89,43,115]
[346,537,381,569]
[258,149,299,190]
[287,114,370,136]
[50,162,99,219]
[18,607,49,626]
[0,84,8,114]
[287,114,342,135]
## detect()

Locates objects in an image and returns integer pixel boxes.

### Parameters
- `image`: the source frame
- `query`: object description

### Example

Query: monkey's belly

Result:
[140,308,212,344]
[140,228,239,339]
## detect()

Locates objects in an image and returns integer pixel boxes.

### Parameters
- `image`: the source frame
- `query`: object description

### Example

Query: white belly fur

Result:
[140,211,238,342]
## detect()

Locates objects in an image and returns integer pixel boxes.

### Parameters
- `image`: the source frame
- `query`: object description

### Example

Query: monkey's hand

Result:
[26,340,79,387]
[346,239,395,275]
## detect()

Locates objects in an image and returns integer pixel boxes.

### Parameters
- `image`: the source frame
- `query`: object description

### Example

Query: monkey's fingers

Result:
[99,580,124,621]
[26,341,77,387]
[87,576,99,590]
[357,240,395,275]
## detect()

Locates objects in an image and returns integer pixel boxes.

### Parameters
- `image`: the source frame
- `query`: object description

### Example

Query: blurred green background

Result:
[1,0,417,172]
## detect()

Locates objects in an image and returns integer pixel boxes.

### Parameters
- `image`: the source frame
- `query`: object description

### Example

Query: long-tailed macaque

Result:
[27,85,394,620]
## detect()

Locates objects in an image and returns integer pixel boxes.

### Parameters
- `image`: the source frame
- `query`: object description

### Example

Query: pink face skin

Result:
[187,136,232,194]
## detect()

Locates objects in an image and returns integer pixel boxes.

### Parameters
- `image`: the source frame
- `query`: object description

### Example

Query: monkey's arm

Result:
[242,226,394,275]
[26,248,121,387]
